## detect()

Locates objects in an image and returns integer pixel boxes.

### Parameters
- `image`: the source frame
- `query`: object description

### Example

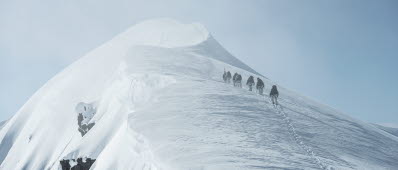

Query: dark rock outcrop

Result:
[60,158,96,170]
[78,122,95,136]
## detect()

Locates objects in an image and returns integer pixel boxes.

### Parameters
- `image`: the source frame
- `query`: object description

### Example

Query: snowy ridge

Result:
[181,35,261,76]
[0,19,398,170]
[113,18,209,48]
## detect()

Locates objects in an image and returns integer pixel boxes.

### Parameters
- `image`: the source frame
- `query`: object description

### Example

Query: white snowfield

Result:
[0,18,397,170]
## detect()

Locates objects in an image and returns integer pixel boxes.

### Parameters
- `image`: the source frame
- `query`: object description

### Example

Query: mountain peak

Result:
[114,18,210,48]
[2,18,398,170]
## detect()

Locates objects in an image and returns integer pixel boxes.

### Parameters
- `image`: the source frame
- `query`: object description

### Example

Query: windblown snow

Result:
[0,18,397,170]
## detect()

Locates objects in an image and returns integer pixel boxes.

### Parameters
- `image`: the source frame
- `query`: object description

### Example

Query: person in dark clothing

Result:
[236,74,242,87]
[226,71,232,83]
[232,73,238,86]
[222,68,231,83]
[246,76,255,91]
[223,69,227,83]
[233,73,242,87]
[232,73,237,84]
[256,78,264,95]
[270,85,279,105]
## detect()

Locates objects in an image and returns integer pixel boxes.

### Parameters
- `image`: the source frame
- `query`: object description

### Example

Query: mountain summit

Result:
[113,18,210,48]
[0,19,397,170]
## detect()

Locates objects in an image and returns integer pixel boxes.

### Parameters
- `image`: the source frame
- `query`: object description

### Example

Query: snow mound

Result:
[114,18,209,48]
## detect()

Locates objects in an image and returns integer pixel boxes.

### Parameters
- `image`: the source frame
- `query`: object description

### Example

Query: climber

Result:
[246,76,255,91]
[233,73,242,87]
[236,74,242,87]
[226,71,232,83]
[232,73,238,86]
[223,69,227,83]
[270,85,279,105]
[256,78,264,95]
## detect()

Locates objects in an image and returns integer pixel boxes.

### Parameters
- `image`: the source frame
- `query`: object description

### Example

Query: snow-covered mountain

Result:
[0,18,397,170]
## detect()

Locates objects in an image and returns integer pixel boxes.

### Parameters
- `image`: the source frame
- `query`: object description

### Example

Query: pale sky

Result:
[1,0,397,127]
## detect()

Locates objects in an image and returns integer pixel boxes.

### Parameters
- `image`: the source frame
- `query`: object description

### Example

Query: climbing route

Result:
[222,72,330,169]
[273,103,330,170]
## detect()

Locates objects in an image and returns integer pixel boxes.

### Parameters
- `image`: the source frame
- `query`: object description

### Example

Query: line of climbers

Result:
[223,69,327,169]
[223,69,279,105]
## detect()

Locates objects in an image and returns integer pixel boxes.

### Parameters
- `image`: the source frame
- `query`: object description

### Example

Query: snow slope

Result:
[0,121,6,131]
[373,124,398,138]
[0,18,397,170]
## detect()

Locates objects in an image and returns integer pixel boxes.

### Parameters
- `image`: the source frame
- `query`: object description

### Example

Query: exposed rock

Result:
[60,158,95,170]
[60,159,71,170]
[78,122,95,136]
[75,102,96,137]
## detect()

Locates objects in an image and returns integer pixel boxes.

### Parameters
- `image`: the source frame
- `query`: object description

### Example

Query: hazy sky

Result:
[0,0,397,126]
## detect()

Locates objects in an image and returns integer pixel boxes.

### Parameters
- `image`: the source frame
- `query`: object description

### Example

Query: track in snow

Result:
[273,103,331,170]
[224,80,331,170]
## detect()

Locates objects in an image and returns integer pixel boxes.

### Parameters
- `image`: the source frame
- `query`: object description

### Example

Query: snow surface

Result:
[0,121,6,131]
[372,124,398,138]
[0,18,397,170]
[113,18,209,48]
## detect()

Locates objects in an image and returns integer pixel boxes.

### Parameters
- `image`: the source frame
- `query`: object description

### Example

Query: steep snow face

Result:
[0,19,398,170]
